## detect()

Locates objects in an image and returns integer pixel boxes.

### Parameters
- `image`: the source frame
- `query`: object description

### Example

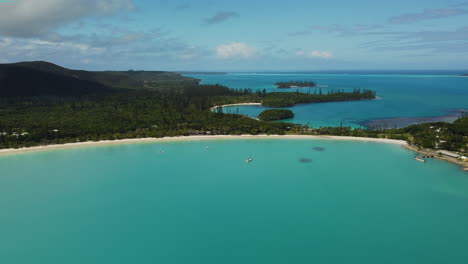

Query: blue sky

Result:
[0,0,467,71]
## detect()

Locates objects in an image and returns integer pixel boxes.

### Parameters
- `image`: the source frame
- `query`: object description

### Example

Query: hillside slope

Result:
[0,61,198,97]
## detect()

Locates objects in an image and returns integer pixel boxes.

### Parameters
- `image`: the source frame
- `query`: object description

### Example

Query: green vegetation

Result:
[258,109,295,121]
[401,115,468,153]
[0,61,383,150]
[275,81,316,88]
[287,115,467,155]
[0,61,198,97]
[261,89,376,107]
[0,62,111,97]
[0,62,293,149]
[210,89,376,108]
[0,90,291,149]
[1,61,465,161]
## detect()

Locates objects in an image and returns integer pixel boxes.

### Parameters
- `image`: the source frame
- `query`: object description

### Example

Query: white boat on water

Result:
[415,157,426,163]
[246,158,253,163]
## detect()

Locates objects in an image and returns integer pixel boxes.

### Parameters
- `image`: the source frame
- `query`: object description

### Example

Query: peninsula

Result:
[275,81,316,88]
[211,89,376,108]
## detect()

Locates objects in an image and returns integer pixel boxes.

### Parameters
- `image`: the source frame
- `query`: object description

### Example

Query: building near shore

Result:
[439,151,461,159]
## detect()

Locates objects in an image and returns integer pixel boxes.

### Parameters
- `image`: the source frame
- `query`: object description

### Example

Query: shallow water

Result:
[186,72,468,127]
[1,139,467,264]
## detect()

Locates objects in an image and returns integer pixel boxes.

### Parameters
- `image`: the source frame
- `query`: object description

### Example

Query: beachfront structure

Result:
[439,151,461,159]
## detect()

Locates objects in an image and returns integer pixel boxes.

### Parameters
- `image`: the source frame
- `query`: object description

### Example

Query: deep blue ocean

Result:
[185,71,468,128]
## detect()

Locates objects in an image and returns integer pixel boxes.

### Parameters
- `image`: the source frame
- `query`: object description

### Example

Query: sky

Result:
[0,0,468,71]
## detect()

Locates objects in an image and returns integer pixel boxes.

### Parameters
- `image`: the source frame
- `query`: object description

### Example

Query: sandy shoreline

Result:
[210,103,262,110]
[0,135,407,156]
[3,135,466,171]
[210,97,382,110]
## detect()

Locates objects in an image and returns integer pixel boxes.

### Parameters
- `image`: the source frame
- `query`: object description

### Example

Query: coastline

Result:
[2,135,466,171]
[404,145,468,171]
[211,96,381,111]
[0,135,406,156]
[210,103,261,110]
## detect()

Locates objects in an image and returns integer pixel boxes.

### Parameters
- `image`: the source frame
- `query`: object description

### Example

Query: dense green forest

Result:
[210,89,376,108]
[275,81,316,88]
[0,61,198,97]
[258,109,295,121]
[0,90,293,148]
[400,116,468,152]
[260,89,376,107]
[0,61,297,148]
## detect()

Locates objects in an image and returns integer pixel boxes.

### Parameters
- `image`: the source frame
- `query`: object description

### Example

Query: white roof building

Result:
[439,151,461,159]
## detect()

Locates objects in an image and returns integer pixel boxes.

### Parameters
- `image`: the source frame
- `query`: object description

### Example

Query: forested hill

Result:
[0,62,111,97]
[0,61,198,97]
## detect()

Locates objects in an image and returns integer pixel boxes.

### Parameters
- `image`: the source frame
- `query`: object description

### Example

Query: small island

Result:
[258,109,295,121]
[275,81,316,88]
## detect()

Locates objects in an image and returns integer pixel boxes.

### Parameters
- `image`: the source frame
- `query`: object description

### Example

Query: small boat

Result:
[414,156,426,163]
[246,157,253,163]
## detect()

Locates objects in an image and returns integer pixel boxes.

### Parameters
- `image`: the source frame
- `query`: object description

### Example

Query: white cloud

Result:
[0,0,134,37]
[216,42,257,59]
[296,50,333,59]
[0,31,208,70]
[0,37,105,63]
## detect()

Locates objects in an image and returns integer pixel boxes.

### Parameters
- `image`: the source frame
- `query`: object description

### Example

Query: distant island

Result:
[258,109,295,121]
[275,81,316,88]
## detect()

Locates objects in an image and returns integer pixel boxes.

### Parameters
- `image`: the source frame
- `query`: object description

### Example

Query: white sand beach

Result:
[210,103,262,110]
[0,135,407,156]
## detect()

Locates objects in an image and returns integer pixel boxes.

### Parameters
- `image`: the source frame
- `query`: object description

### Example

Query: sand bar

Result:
[0,135,407,156]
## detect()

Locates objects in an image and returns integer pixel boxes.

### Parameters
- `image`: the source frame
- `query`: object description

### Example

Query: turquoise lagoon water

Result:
[186,73,468,128]
[1,139,468,263]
